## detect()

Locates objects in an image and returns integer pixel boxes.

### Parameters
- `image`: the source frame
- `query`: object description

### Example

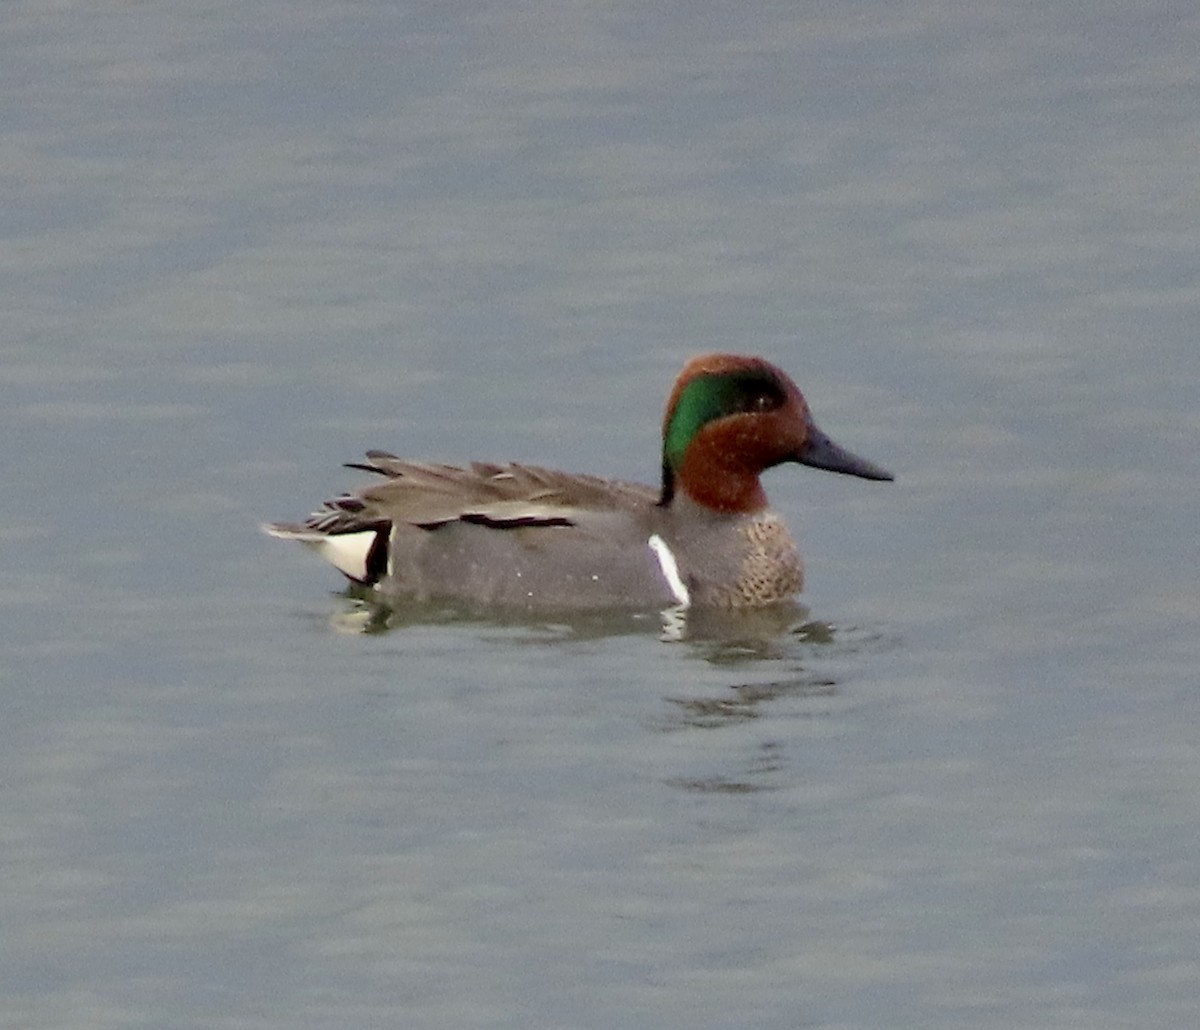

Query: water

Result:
[3,2,1199,1027]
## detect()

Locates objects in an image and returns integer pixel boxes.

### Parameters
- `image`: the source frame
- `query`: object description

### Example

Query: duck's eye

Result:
[746,389,781,413]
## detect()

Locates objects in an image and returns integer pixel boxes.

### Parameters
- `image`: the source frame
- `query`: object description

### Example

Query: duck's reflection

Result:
[326,587,820,646]
[663,674,838,729]
[665,741,787,794]
[319,590,889,796]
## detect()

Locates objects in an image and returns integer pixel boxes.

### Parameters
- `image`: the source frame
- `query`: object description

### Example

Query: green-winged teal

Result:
[265,354,893,610]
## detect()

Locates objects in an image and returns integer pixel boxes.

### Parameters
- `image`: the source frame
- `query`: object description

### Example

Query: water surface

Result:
[3,2,1199,1028]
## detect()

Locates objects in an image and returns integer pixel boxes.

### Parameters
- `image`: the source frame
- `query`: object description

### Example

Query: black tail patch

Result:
[363,528,389,584]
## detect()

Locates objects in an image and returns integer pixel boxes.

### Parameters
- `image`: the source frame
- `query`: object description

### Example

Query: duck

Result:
[264,353,893,611]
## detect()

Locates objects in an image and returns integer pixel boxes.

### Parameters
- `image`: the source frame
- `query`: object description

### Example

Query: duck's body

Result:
[265,354,892,612]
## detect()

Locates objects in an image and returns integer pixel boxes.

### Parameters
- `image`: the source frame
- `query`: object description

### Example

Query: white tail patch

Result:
[647,533,690,607]
[312,531,378,582]
[264,523,378,583]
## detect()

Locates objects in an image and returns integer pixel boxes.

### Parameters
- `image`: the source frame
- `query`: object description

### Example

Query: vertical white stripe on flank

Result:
[647,534,690,607]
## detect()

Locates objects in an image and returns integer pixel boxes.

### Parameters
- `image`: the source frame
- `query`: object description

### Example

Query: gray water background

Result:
[2,2,1199,1027]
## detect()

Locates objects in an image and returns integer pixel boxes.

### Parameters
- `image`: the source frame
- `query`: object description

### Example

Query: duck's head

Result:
[659,353,893,512]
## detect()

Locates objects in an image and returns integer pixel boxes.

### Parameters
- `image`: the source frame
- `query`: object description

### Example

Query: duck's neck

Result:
[660,449,768,514]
